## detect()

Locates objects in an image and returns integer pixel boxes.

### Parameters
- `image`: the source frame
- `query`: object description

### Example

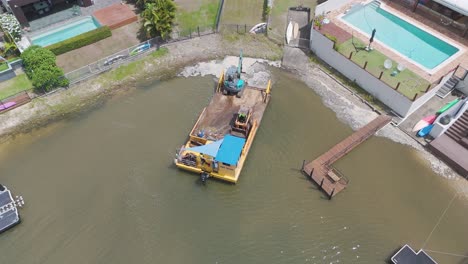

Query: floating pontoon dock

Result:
[0,184,24,233]
[175,73,271,183]
[302,115,392,198]
[391,244,437,264]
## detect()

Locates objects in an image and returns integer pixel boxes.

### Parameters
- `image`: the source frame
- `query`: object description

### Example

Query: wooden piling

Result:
[329,188,335,199]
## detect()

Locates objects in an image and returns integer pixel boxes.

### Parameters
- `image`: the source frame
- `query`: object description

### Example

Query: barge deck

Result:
[175,76,271,183]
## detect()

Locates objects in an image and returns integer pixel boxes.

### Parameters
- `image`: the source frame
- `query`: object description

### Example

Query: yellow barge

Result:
[174,73,272,183]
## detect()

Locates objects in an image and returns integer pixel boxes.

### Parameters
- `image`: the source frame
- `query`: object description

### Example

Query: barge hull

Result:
[175,82,271,183]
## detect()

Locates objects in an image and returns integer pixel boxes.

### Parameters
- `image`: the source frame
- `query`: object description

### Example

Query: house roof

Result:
[432,0,468,17]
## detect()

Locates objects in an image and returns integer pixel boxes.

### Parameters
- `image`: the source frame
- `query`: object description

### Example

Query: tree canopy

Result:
[141,0,176,39]
[21,45,69,92]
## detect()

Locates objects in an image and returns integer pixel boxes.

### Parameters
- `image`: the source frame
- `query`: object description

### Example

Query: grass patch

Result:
[221,0,263,25]
[150,47,169,58]
[0,74,33,99]
[0,63,9,72]
[176,0,219,32]
[109,47,169,81]
[337,38,430,99]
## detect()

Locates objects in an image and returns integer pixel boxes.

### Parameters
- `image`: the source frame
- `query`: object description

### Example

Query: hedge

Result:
[47,26,112,55]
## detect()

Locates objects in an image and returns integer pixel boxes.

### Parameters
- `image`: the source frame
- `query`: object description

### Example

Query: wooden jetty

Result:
[302,115,392,199]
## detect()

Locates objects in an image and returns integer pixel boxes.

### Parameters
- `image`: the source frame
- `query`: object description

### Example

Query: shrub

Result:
[0,14,22,41]
[47,26,112,55]
[31,66,68,91]
[21,45,69,92]
[21,45,56,77]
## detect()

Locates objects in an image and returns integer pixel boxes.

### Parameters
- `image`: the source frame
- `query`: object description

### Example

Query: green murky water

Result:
[0,70,467,263]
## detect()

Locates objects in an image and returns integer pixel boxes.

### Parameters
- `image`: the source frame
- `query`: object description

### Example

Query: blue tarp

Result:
[215,135,246,166]
[186,138,224,157]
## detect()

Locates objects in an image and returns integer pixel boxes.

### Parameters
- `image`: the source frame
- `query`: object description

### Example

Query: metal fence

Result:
[220,24,265,34]
[0,90,32,114]
[65,24,216,85]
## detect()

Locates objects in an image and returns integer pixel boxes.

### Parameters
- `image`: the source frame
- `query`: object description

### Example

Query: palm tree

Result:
[141,0,176,39]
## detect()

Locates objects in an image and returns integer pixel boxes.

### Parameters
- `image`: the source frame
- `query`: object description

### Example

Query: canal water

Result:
[0,70,467,264]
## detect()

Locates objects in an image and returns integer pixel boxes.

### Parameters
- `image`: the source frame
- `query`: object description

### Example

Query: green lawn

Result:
[109,47,168,81]
[0,63,9,72]
[175,0,219,32]
[220,0,263,26]
[0,74,33,99]
[337,38,430,99]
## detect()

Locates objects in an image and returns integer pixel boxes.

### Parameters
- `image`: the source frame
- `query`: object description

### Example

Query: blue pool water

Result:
[342,3,459,70]
[31,16,101,47]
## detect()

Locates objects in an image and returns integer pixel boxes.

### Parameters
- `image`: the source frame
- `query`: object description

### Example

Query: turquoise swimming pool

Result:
[31,16,101,47]
[342,2,459,70]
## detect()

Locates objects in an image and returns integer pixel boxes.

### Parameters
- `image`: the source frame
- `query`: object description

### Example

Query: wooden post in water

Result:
[329,188,335,200]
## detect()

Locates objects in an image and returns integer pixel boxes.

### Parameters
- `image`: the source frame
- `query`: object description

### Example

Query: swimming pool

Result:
[341,2,460,71]
[31,16,101,47]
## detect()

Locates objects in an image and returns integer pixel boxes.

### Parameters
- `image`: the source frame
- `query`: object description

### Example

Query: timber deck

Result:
[302,115,392,198]
[190,87,270,141]
[93,4,138,30]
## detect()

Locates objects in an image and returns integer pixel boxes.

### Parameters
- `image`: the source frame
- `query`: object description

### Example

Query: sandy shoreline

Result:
[0,34,466,195]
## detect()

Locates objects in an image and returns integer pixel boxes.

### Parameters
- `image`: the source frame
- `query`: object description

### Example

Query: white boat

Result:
[286,21,293,44]
[249,22,267,34]
[293,22,299,39]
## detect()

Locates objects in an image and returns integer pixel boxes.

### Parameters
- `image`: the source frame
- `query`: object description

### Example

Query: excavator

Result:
[222,50,246,97]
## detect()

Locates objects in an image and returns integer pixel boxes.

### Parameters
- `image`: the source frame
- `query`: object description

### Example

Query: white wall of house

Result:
[310,30,439,117]
[315,0,355,16]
